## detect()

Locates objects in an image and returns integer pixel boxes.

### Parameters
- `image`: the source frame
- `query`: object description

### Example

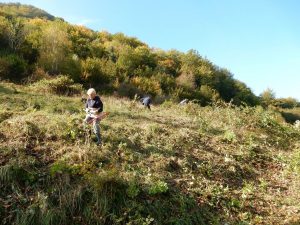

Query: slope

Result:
[0,81,300,225]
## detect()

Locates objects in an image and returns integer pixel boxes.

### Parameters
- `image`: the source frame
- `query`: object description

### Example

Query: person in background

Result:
[179,99,189,105]
[84,88,103,146]
[140,96,151,110]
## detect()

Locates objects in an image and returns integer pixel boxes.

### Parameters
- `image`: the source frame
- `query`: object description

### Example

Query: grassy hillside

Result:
[0,81,300,225]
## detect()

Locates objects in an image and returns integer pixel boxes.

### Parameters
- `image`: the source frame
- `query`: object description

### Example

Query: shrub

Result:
[274,97,298,109]
[30,75,83,96]
[0,54,28,82]
[199,85,220,105]
[0,57,9,79]
[25,67,50,83]
[117,81,141,98]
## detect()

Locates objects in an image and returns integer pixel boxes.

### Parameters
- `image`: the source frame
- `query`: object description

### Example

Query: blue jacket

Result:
[85,96,103,112]
[141,97,151,106]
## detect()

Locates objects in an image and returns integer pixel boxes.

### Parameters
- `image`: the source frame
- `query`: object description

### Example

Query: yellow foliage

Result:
[131,76,162,96]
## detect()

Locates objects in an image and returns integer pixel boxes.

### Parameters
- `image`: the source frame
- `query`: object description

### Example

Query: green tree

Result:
[81,57,116,88]
[68,25,95,59]
[116,45,139,77]
[180,49,202,77]
[260,88,276,107]
[89,39,106,58]
[213,69,236,102]
[154,73,176,94]
[113,32,145,48]
[232,80,259,106]
[134,46,156,70]
[155,49,182,77]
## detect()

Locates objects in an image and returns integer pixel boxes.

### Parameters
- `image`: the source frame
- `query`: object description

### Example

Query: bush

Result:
[274,97,298,109]
[0,54,28,82]
[81,57,116,86]
[0,57,9,79]
[117,82,141,98]
[25,67,50,83]
[30,75,83,96]
[199,85,220,105]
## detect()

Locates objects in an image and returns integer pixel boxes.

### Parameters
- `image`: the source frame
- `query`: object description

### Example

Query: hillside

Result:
[0,80,300,225]
[0,3,55,20]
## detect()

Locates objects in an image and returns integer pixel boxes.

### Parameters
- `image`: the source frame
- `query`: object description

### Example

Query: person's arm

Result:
[97,100,103,113]
[93,96,103,112]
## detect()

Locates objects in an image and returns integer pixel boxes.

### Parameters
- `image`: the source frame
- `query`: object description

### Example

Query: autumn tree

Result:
[260,88,276,107]
[0,16,26,52]
[68,25,95,59]
[38,21,71,74]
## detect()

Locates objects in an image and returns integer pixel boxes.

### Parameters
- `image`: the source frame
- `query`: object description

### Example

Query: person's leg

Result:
[82,116,94,143]
[147,104,151,110]
[84,115,93,124]
[93,120,101,145]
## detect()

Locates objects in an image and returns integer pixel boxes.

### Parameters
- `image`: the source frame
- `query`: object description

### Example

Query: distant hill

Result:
[0,2,55,20]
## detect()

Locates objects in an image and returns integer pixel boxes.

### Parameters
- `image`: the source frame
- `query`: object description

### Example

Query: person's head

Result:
[87,88,96,99]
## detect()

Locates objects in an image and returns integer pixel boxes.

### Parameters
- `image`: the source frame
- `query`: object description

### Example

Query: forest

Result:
[1,3,299,108]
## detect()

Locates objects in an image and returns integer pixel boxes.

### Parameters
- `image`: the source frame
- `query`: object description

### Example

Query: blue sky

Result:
[3,0,300,100]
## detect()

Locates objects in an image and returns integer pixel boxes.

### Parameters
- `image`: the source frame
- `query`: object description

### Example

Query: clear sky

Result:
[3,0,300,100]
